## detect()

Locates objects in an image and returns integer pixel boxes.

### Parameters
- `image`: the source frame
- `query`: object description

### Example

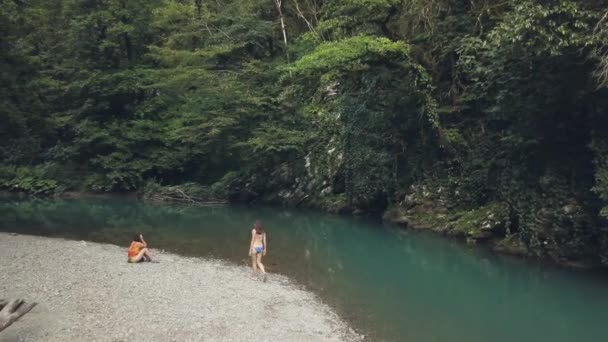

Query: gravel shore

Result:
[0,233,360,342]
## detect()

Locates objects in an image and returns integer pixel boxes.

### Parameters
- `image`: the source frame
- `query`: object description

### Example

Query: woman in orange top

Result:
[128,234,152,263]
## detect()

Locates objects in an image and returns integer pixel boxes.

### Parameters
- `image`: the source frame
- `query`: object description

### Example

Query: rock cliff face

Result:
[238,118,353,213]
[380,183,608,267]
[383,184,513,245]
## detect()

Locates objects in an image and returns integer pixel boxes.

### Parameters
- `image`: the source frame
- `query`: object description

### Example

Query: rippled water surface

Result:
[1,198,607,341]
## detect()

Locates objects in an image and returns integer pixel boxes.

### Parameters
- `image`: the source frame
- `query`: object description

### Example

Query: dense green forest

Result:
[2,0,608,265]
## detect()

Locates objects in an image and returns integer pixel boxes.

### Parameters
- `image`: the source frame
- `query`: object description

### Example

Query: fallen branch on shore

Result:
[143,183,228,207]
[0,299,37,332]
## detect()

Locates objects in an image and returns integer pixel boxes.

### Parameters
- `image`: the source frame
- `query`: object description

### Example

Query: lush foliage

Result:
[2,0,608,265]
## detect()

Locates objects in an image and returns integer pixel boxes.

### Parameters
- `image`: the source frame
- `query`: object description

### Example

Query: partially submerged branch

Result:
[142,183,228,207]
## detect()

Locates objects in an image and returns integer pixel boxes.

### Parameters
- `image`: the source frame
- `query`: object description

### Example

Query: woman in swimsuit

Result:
[128,234,152,263]
[248,220,267,280]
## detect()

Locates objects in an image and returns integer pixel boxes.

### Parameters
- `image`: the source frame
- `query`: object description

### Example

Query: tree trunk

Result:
[293,0,317,36]
[273,0,290,65]
[123,33,133,63]
[0,299,37,333]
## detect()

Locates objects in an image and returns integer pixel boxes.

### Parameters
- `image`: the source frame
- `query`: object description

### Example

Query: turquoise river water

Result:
[1,197,607,342]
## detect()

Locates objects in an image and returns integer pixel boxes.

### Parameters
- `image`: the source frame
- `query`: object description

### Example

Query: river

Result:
[1,197,607,341]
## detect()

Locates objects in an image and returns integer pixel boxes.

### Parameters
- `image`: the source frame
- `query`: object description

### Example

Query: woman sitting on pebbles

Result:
[248,220,267,281]
[128,234,153,263]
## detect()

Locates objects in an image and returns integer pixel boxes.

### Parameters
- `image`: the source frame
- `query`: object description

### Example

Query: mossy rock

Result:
[449,202,509,240]
[385,201,510,242]
[307,193,350,214]
[383,203,451,231]
[493,235,531,256]
[382,207,410,225]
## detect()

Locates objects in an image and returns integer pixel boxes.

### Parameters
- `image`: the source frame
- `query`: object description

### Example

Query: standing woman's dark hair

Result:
[254,220,264,235]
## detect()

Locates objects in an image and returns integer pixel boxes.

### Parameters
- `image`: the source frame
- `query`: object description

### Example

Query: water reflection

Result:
[1,198,608,342]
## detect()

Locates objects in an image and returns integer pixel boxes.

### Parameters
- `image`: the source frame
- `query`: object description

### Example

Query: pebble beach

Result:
[0,233,360,342]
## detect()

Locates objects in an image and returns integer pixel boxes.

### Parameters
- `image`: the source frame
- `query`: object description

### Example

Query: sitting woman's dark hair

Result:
[133,234,142,242]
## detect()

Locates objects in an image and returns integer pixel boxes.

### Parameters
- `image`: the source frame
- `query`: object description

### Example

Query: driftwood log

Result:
[145,185,228,207]
[0,299,37,333]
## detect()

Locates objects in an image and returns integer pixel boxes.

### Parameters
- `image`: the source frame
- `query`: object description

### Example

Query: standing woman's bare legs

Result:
[256,253,266,274]
[251,253,258,273]
[256,253,267,282]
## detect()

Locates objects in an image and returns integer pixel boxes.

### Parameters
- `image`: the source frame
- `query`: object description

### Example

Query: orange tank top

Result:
[128,241,142,258]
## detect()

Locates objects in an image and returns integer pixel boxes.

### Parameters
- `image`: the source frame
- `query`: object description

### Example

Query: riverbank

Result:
[3,188,605,268]
[0,233,361,342]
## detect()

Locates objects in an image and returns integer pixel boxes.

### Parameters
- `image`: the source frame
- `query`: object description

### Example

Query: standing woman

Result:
[248,220,267,280]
